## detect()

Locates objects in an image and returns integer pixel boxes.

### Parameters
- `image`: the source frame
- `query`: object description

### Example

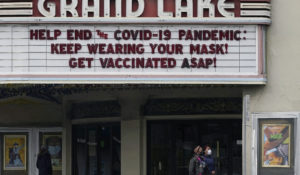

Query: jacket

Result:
[36,151,53,175]
[203,155,215,175]
[189,154,203,175]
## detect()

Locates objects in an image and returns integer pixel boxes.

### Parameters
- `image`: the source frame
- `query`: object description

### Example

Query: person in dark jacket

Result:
[203,145,215,175]
[189,145,205,175]
[36,145,52,175]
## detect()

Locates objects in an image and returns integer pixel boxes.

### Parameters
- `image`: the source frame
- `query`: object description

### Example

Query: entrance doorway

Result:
[147,119,242,175]
[72,123,120,175]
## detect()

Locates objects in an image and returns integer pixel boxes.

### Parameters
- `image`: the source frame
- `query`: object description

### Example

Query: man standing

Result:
[36,145,52,175]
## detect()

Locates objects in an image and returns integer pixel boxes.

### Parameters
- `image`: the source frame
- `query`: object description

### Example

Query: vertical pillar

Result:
[31,128,39,175]
[62,100,72,175]
[243,94,251,175]
[119,94,146,175]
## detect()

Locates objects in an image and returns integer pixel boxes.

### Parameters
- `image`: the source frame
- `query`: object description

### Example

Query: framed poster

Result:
[262,124,290,167]
[42,134,62,170]
[3,135,26,170]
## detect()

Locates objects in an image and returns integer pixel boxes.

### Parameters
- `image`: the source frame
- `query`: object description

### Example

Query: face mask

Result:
[207,149,212,155]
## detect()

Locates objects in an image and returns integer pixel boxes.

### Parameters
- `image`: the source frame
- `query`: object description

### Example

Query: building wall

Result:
[244,0,300,174]
[246,0,300,112]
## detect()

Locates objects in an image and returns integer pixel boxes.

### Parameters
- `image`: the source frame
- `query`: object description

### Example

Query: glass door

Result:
[38,132,63,175]
[72,123,120,175]
[147,119,242,175]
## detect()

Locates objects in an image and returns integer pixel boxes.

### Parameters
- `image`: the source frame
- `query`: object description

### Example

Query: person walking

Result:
[36,145,52,175]
[189,145,205,175]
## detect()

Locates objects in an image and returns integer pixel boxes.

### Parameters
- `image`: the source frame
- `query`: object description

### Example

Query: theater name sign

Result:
[0,0,271,84]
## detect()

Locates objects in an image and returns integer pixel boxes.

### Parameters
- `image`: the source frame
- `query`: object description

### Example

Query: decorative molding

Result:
[0,84,242,104]
[71,101,121,119]
[0,9,32,16]
[0,1,32,16]
[0,84,115,104]
[240,0,271,18]
[0,96,51,105]
[0,17,271,25]
[71,117,121,125]
[144,98,242,116]
[240,3,271,10]
[0,2,32,9]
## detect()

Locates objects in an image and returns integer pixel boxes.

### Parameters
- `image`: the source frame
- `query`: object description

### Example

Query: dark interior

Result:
[72,124,121,175]
[147,119,242,175]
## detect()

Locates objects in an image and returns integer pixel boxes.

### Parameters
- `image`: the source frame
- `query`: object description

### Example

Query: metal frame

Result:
[261,123,291,168]
[3,134,27,171]
[0,128,33,174]
[252,113,299,175]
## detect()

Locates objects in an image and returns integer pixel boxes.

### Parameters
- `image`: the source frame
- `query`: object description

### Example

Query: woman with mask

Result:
[189,145,205,175]
[203,145,215,175]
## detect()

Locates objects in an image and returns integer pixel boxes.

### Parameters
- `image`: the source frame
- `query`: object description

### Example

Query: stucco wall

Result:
[245,0,300,112]
[244,0,300,174]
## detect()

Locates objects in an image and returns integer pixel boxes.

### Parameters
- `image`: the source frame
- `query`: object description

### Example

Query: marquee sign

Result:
[0,0,269,84]
[0,24,265,84]
[0,0,271,24]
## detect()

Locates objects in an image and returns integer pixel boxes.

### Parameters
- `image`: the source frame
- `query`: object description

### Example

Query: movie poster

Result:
[262,124,290,167]
[42,134,62,170]
[3,135,26,170]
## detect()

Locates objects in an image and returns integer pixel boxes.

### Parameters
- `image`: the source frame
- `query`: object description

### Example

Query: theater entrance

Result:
[72,123,120,175]
[147,119,242,175]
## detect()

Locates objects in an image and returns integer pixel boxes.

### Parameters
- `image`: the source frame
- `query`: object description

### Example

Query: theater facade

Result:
[0,0,299,175]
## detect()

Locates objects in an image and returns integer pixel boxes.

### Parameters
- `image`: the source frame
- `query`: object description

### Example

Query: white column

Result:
[120,94,146,175]
[243,94,251,175]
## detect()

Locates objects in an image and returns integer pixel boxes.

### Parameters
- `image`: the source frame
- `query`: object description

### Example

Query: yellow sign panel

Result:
[4,135,26,170]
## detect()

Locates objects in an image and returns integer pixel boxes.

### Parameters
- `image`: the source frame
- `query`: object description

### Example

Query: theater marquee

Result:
[0,0,270,84]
